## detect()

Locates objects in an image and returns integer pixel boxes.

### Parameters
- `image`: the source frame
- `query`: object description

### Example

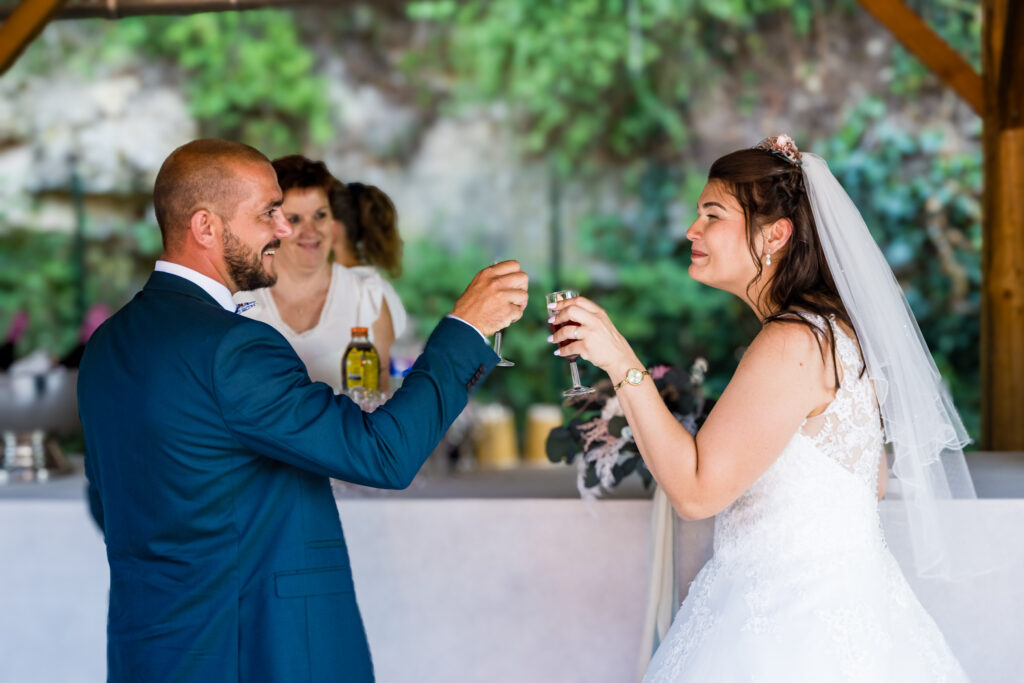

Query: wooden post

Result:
[982,0,1024,449]
[0,0,68,75]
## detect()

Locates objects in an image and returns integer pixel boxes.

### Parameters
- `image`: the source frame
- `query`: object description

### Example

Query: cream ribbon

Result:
[635,484,675,681]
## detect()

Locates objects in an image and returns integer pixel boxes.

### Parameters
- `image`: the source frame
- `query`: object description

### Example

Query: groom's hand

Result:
[451,260,529,337]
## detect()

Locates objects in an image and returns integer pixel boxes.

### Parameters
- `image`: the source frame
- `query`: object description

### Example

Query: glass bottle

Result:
[342,327,380,393]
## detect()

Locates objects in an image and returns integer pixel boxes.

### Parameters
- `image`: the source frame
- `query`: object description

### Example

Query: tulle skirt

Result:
[643,547,968,683]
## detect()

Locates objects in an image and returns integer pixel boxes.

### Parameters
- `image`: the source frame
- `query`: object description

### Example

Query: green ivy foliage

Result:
[9,11,333,157]
[405,0,856,169]
[0,223,163,359]
[0,232,79,356]
[111,11,333,157]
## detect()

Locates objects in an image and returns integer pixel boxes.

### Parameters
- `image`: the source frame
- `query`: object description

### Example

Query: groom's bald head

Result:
[153,139,271,250]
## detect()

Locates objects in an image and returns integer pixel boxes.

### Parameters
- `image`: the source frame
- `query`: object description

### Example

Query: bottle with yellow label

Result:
[342,327,380,392]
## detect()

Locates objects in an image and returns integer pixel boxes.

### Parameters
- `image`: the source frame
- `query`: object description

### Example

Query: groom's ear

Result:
[766,217,794,252]
[187,209,220,250]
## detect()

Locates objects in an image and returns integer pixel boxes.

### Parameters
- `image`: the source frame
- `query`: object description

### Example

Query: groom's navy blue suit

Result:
[79,271,496,682]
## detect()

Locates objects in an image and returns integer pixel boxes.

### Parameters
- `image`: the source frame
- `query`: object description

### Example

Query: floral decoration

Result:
[546,358,714,498]
[755,134,803,166]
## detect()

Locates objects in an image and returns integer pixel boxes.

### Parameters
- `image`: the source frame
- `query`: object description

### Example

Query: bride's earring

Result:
[765,251,772,266]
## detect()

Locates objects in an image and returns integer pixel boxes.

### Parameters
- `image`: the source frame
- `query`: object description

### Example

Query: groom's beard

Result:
[223,225,279,291]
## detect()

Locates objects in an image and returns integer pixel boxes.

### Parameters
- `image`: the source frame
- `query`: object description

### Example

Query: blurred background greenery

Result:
[0,0,983,440]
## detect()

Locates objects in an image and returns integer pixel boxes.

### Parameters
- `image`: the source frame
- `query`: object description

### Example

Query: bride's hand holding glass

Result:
[546,295,644,386]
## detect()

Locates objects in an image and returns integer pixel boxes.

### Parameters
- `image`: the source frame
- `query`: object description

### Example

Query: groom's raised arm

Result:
[214,261,528,488]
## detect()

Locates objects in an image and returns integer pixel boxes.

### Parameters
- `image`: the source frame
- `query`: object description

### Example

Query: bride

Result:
[547,136,974,681]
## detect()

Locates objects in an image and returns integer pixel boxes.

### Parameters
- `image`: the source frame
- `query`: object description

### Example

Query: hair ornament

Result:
[755,134,803,166]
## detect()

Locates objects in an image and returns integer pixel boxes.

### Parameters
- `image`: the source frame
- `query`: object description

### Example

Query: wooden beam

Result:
[981,0,1024,449]
[0,0,68,75]
[0,0,398,20]
[858,0,984,115]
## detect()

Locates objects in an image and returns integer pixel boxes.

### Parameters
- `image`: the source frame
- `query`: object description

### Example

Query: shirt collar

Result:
[154,260,236,313]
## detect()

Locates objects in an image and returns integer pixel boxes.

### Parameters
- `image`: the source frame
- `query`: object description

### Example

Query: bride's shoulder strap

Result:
[773,309,829,334]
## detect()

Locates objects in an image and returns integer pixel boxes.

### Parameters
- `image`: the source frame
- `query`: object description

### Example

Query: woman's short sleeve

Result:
[351,266,408,338]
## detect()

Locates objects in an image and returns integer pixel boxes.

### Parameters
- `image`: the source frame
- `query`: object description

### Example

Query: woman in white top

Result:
[327,179,408,342]
[234,156,398,393]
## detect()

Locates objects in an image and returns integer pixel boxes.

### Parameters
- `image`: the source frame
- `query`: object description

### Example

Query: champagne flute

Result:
[545,289,595,397]
[491,260,515,367]
[493,325,515,367]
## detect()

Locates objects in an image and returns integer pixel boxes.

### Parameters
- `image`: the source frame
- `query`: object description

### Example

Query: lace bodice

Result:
[798,315,884,492]
[711,315,886,563]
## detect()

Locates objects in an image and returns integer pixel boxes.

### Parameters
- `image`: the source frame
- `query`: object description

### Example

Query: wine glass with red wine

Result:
[545,289,595,397]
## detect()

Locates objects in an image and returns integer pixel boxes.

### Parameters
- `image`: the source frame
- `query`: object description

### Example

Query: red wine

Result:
[550,321,580,362]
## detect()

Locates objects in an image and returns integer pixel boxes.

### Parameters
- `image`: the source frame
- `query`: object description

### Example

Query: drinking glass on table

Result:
[545,289,595,397]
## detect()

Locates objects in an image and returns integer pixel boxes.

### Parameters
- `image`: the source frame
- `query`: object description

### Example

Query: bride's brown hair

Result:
[708,147,863,383]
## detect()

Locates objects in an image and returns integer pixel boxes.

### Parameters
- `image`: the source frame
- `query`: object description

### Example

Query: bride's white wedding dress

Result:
[644,317,968,682]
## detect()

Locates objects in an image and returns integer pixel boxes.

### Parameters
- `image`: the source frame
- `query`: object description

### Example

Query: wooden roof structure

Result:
[1,0,1022,449]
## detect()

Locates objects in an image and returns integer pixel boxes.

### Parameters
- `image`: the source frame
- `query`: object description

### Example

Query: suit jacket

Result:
[79,271,496,682]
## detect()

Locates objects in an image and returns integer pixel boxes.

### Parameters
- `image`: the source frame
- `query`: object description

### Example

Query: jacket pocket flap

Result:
[274,566,353,599]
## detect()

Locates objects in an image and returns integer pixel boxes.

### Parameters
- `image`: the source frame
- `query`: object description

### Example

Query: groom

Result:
[78,139,528,682]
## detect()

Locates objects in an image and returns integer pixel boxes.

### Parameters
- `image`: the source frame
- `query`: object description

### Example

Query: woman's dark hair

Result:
[707,147,862,384]
[271,154,334,194]
[329,180,403,278]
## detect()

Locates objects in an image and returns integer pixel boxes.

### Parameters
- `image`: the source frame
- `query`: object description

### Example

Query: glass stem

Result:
[569,360,583,388]
[493,331,503,356]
